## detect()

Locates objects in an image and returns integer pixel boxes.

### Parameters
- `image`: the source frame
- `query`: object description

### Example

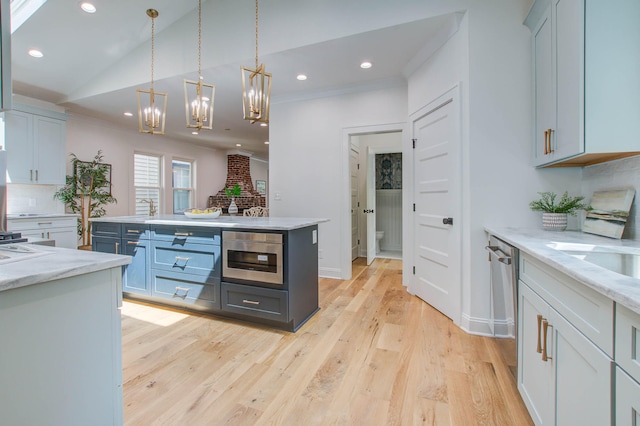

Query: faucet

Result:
[139,199,157,216]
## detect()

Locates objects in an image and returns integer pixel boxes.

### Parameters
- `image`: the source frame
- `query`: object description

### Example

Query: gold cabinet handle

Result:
[543,130,548,155]
[126,229,140,234]
[542,319,552,362]
[175,286,190,292]
[115,241,120,254]
[242,299,260,305]
[175,256,190,262]
[38,222,53,226]
[30,169,33,181]
[547,128,554,154]
[35,170,38,181]
[174,232,191,237]
[536,314,543,354]
[127,241,140,245]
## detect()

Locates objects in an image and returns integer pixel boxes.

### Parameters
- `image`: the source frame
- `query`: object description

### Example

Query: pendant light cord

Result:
[198,0,202,77]
[150,12,155,90]
[255,0,259,69]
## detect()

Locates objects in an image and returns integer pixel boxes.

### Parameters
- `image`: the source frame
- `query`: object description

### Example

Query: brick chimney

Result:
[209,152,266,212]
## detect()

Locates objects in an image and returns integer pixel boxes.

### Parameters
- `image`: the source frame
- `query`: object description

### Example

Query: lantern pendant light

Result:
[184,0,215,132]
[137,9,168,135]
[241,0,271,124]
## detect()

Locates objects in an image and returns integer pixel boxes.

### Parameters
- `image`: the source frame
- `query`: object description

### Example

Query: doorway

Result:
[350,131,403,265]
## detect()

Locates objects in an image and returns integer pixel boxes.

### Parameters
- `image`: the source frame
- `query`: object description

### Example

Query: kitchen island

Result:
[486,227,640,426]
[0,244,131,425]
[91,215,328,331]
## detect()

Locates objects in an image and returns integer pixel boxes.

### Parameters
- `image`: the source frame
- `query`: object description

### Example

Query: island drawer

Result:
[615,304,640,382]
[91,222,121,238]
[122,224,150,239]
[519,253,614,357]
[151,241,221,277]
[151,225,220,245]
[221,282,288,323]
[151,270,220,310]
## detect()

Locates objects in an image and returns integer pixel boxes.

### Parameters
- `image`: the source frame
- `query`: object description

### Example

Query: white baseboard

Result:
[460,313,516,338]
[319,267,342,279]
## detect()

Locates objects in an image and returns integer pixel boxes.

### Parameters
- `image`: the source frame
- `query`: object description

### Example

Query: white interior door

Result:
[350,144,359,261]
[410,93,461,322]
[366,147,376,265]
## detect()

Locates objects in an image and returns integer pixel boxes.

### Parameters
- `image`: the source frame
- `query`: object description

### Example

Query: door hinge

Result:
[358,239,360,245]
[357,163,360,170]
[412,138,416,149]
[413,203,416,212]
[357,201,360,207]
[413,266,415,275]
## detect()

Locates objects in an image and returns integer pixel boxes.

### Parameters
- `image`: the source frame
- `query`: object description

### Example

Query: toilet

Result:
[375,231,384,254]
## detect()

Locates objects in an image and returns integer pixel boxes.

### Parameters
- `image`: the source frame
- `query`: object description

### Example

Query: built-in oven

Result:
[222,231,283,286]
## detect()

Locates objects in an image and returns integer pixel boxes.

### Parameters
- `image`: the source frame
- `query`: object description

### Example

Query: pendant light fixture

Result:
[137,9,167,135]
[184,0,215,132]
[241,0,271,124]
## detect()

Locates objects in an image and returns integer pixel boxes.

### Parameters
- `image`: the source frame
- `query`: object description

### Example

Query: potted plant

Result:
[529,191,589,231]
[224,183,241,215]
[54,151,117,248]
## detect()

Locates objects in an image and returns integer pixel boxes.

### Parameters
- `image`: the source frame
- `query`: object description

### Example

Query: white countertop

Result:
[486,227,640,315]
[7,213,79,219]
[0,244,131,292]
[90,215,329,230]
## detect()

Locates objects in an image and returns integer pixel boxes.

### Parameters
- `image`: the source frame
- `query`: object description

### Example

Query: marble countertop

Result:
[0,244,131,293]
[90,215,329,231]
[486,227,640,315]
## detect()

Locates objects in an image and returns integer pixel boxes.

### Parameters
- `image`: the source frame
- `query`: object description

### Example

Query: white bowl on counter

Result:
[183,209,222,219]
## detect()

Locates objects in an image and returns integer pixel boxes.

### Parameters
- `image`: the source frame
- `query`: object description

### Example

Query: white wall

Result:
[65,113,228,216]
[269,86,408,278]
[250,157,269,207]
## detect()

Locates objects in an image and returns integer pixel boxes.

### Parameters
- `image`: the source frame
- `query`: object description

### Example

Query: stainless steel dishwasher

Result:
[485,235,519,339]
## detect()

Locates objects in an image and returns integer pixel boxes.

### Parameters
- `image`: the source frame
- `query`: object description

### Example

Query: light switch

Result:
[274,192,281,201]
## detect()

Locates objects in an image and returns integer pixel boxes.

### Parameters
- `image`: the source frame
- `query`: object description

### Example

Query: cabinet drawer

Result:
[92,222,121,238]
[151,241,221,277]
[122,224,150,239]
[151,270,220,310]
[92,236,120,254]
[519,253,614,356]
[151,225,220,246]
[615,367,640,426]
[8,216,76,231]
[615,304,640,382]
[221,282,288,323]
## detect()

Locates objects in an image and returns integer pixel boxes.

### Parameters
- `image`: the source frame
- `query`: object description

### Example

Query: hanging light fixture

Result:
[184,0,215,132]
[241,0,271,124]
[137,9,168,135]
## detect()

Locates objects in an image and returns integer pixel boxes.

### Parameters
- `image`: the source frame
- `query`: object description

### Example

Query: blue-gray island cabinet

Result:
[91,215,327,331]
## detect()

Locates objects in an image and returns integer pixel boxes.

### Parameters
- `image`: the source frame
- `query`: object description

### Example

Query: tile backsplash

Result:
[6,183,65,214]
[581,155,640,240]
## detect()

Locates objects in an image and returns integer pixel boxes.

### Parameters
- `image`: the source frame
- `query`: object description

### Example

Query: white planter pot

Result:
[542,212,568,231]
[228,198,238,215]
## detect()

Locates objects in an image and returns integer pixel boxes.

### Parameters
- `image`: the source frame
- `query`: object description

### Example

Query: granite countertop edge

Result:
[0,246,131,292]
[485,226,640,315]
[90,215,330,230]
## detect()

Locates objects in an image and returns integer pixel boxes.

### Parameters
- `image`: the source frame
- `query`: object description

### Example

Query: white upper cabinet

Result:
[526,0,640,167]
[4,104,68,184]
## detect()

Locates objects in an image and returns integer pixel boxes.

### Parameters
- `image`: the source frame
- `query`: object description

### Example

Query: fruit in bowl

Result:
[184,208,221,218]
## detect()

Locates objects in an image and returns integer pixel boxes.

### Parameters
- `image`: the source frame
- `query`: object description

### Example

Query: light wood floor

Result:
[121,258,533,425]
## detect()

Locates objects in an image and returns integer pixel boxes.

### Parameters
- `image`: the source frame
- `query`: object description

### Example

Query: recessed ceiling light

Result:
[236,143,242,147]
[296,74,307,81]
[264,141,269,145]
[360,61,372,69]
[123,112,133,117]
[260,123,268,127]
[28,49,43,58]
[80,2,96,13]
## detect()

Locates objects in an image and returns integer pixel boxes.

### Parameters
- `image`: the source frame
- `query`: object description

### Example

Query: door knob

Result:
[442,217,453,225]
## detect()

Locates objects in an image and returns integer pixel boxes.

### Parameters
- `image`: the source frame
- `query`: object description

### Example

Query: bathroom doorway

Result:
[352,132,403,263]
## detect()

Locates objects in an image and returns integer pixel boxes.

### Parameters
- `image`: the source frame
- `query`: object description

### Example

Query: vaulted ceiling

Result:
[10,0,461,159]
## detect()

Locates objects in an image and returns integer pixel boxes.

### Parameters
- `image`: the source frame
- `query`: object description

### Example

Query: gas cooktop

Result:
[0,232,27,245]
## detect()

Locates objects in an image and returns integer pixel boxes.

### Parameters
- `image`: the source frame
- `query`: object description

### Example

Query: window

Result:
[172,159,193,213]
[134,153,161,215]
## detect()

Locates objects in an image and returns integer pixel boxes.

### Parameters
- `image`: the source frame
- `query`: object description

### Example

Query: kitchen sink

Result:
[546,242,640,279]
[0,244,52,265]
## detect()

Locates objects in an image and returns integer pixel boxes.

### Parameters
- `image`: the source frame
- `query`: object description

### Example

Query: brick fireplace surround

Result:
[208,154,266,213]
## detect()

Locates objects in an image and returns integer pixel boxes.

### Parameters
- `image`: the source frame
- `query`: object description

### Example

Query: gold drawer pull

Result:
[115,241,120,254]
[175,256,190,262]
[242,299,260,305]
[174,232,191,237]
[127,241,140,245]
[536,314,543,354]
[542,319,552,362]
[38,222,53,226]
[127,229,140,233]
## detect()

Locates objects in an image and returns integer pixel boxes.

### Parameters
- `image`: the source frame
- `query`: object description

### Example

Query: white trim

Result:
[319,267,342,280]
